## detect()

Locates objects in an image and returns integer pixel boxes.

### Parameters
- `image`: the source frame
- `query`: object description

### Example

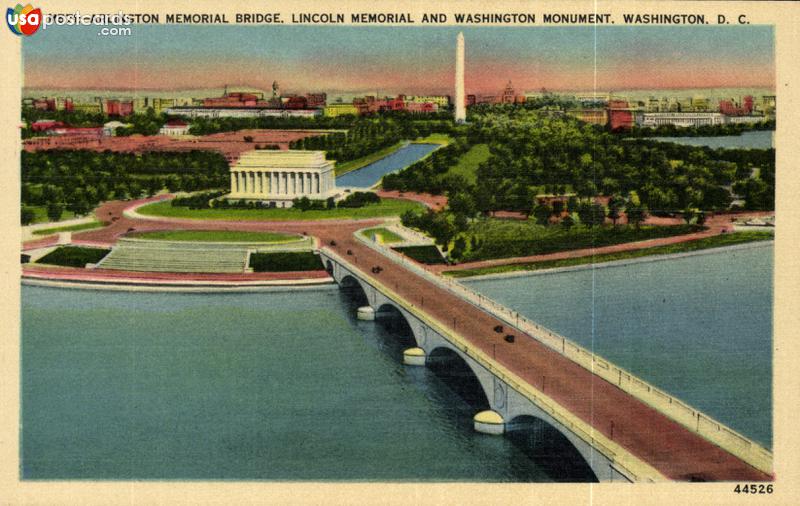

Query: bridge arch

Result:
[339,274,370,307]
[374,303,418,348]
[505,414,599,482]
[427,347,491,411]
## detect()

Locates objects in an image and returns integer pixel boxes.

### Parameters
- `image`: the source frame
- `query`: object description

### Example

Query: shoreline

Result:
[21,274,336,293]
[457,240,773,282]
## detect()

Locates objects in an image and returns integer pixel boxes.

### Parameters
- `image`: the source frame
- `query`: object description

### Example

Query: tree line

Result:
[387,110,774,216]
[21,149,228,223]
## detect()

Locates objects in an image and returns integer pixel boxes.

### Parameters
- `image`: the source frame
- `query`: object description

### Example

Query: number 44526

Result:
[734,484,773,494]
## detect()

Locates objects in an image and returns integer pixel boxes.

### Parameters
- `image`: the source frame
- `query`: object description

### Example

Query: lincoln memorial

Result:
[228,150,338,207]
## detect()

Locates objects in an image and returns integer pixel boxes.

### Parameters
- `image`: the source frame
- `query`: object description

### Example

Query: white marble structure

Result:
[455,32,466,123]
[228,150,337,207]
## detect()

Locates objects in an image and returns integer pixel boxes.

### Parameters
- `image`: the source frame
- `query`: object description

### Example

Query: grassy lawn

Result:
[32,220,102,236]
[360,227,404,244]
[393,245,447,264]
[129,230,300,243]
[36,246,110,268]
[335,142,405,175]
[28,206,77,224]
[249,252,323,272]
[443,231,773,278]
[137,198,423,221]
[441,144,490,184]
[413,133,453,145]
[462,220,704,262]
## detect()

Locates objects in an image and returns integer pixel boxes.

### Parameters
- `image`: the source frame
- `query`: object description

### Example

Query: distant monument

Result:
[455,32,466,123]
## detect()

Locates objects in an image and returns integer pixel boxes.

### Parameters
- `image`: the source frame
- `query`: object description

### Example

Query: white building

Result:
[159,119,191,136]
[103,121,131,136]
[404,95,450,108]
[228,150,338,208]
[165,107,321,119]
[636,112,726,128]
[725,115,768,125]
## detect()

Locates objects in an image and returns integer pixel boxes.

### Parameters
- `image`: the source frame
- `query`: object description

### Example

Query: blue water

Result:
[646,130,773,150]
[20,284,589,481]
[336,143,439,188]
[464,244,773,448]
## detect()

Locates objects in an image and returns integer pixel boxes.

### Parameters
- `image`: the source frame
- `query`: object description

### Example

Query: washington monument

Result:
[455,32,466,123]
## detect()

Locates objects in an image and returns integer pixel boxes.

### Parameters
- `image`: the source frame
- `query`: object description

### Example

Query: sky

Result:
[22,25,775,95]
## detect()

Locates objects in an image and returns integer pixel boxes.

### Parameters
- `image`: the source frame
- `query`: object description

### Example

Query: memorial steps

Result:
[98,239,249,273]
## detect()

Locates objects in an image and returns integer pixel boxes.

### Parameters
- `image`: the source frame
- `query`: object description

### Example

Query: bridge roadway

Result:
[324,234,771,482]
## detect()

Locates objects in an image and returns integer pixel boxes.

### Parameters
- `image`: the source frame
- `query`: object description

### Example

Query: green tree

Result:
[607,195,625,226]
[696,210,706,226]
[532,202,553,226]
[626,191,648,229]
[46,202,63,222]
[448,191,476,218]
[567,196,579,213]
[21,207,36,225]
[590,203,607,227]
[450,236,467,261]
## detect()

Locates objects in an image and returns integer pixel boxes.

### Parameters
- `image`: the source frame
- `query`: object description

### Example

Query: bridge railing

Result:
[322,245,655,482]
[352,231,774,476]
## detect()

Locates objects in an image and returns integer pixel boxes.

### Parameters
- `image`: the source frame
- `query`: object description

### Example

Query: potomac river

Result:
[21,284,593,481]
[464,243,773,449]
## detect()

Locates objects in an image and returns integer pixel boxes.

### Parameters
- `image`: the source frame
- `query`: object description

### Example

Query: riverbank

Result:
[21,271,333,293]
[21,276,335,292]
[22,264,333,292]
[446,236,773,280]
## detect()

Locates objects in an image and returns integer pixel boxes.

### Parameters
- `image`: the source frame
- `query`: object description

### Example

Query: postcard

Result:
[2,1,798,504]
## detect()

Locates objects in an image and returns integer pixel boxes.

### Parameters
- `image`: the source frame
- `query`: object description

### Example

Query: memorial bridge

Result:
[318,233,773,483]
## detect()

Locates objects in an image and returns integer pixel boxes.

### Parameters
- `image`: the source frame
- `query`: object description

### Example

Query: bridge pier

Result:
[322,250,640,482]
[473,410,505,435]
[356,306,375,320]
[402,347,426,366]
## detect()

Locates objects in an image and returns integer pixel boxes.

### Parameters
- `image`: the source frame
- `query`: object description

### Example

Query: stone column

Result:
[231,173,237,193]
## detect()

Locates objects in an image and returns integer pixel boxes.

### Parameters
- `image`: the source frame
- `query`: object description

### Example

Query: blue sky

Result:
[23,24,775,94]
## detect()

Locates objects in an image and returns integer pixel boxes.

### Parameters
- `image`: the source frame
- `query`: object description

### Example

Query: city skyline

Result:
[23,25,774,95]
